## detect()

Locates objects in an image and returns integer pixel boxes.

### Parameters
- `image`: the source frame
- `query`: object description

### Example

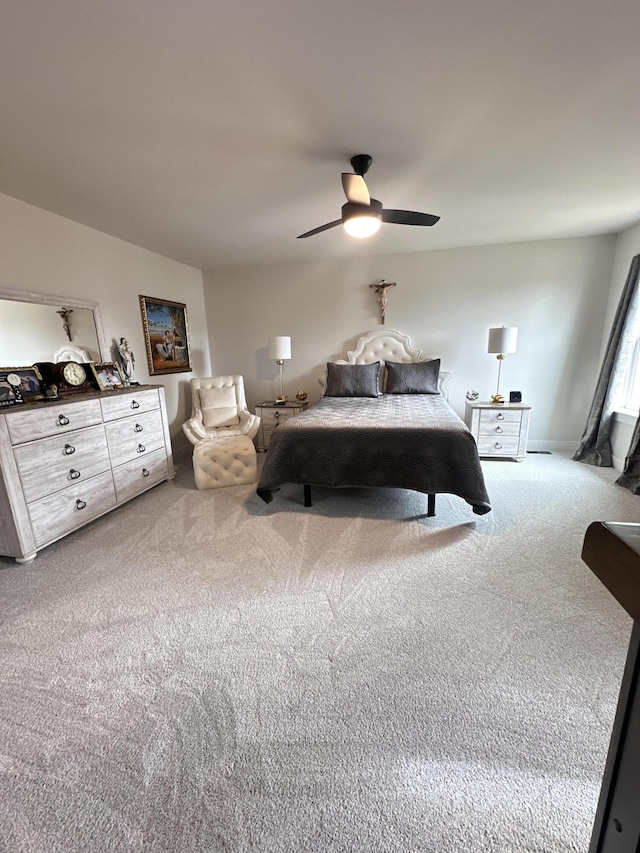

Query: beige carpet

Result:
[0,451,637,852]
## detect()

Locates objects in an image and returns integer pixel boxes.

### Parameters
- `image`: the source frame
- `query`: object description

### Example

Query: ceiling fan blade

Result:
[297,219,343,239]
[341,173,370,205]
[382,209,440,227]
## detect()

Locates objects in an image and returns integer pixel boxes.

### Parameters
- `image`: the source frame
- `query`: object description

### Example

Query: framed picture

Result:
[0,365,43,406]
[139,295,192,376]
[92,361,125,390]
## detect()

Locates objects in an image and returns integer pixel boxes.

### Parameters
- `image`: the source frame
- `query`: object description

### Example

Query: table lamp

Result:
[269,335,291,403]
[487,326,518,404]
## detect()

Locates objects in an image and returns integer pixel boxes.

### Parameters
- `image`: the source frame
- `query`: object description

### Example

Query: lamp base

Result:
[490,393,505,404]
[275,395,288,404]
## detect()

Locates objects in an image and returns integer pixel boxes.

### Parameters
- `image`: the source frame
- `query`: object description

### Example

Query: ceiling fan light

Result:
[343,214,382,238]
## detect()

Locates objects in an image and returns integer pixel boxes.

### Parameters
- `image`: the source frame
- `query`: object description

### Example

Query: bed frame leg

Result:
[427,493,436,517]
[304,485,312,507]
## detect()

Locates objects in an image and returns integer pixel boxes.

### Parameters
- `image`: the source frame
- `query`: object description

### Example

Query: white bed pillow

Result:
[199,386,240,428]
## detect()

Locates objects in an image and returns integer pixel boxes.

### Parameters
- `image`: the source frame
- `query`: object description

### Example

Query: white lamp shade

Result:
[488,326,518,354]
[269,335,291,360]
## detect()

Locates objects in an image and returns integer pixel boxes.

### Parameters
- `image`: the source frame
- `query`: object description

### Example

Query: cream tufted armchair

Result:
[182,375,260,446]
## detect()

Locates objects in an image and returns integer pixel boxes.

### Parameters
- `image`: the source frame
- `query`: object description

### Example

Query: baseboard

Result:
[527,439,624,471]
[526,440,577,454]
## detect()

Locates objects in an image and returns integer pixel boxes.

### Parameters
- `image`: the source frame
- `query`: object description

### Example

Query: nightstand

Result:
[256,400,309,450]
[465,401,531,461]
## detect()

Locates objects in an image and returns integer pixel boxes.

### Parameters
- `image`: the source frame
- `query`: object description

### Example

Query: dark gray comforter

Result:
[256,394,491,514]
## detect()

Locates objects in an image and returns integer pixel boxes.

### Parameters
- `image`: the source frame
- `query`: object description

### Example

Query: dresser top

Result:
[1,384,163,416]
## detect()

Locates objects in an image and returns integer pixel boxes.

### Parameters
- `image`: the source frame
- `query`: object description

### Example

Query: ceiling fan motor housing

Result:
[350,154,372,176]
[341,198,382,223]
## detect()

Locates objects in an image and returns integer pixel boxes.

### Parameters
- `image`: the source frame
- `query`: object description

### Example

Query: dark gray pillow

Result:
[385,359,441,394]
[325,362,381,397]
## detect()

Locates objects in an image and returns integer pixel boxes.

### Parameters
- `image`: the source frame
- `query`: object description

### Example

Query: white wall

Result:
[606,220,640,469]
[203,235,616,450]
[0,193,209,449]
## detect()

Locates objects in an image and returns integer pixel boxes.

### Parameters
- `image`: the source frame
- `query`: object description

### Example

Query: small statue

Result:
[295,390,308,402]
[466,389,479,401]
[117,337,135,384]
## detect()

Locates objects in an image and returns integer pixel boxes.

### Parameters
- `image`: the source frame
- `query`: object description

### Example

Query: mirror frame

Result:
[0,286,108,362]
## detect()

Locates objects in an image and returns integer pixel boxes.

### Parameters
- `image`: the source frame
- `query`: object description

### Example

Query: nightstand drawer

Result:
[261,409,298,429]
[478,409,522,427]
[477,437,520,455]
[256,401,308,449]
[478,421,521,437]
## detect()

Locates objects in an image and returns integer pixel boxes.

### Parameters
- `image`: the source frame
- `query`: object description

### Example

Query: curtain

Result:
[573,254,640,467]
[617,417,640,493]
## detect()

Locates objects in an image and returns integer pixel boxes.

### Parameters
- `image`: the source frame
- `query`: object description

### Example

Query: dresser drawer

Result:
[27,471,117,548]
[477,437,520,456]
[100,388,160,422]
[6,399,103,444]
[112,448,168,503]
[13,424,110,503]
[105,410,165,467]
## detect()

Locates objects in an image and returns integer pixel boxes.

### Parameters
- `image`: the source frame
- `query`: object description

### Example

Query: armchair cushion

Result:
[200,386,241,428]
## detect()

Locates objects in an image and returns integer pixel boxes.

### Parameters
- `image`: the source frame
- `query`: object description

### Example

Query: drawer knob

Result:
[274,411,281,419]
[496,413,505,421]
[75,498,87,510]
[134,423,144,433]
[495,427,503,434]
[142,468,150,477]
[63,443,76,455]
[494,442,503,449]
[137,443,146,453]
[57,414,70,426]
[69,468,81,480]
[131,400,140,409]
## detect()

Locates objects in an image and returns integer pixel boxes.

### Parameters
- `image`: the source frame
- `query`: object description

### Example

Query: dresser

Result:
[0,386,173,563]
[255,400,309,450]
[464,400,531,461]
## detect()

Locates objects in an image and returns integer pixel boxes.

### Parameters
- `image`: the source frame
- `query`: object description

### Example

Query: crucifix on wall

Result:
[56,307,74,341]
[369,280,396,325]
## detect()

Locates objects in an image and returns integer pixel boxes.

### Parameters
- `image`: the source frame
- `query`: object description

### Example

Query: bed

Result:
[256,330,491,516]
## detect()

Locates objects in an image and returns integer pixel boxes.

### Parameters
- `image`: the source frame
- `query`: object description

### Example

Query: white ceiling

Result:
[1,0,639,270]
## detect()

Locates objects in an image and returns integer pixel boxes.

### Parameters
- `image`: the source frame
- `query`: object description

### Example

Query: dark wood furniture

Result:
[581,521,640,853]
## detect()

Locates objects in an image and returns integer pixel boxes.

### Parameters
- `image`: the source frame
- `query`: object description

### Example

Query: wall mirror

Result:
[0,287,108,366]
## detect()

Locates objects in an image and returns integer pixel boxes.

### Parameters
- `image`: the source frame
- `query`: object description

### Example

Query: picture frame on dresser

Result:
[0,366,43,405]
[92,361,125,390]
[0,374,23,406]
[139,295,192,376]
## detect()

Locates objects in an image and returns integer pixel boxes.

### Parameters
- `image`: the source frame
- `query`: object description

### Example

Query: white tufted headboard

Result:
[320,329,451,401]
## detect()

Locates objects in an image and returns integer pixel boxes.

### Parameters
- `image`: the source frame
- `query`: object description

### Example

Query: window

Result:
[622,335,640,412]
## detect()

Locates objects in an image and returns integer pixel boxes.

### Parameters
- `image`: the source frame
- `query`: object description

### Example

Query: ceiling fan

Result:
[297,154,440,240]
